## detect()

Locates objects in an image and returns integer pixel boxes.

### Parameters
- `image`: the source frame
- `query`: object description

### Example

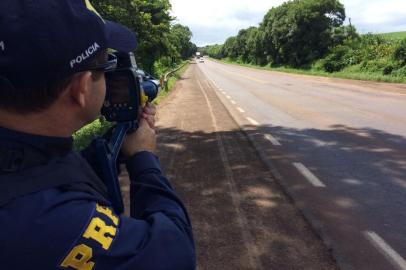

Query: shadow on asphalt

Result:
[153,123,405,269]
[255,124,406,215]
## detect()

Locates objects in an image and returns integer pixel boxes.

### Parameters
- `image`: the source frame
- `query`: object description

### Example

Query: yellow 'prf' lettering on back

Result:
[61,244,95,270]
[84,0,105,22]
[96,204,119,226]
[82,217,117,250]
[60,205,119,269]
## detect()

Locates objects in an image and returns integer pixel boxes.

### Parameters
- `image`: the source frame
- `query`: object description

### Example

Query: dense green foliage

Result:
[73,118,113,151]
[313,34,406,79]
[169,25,197,60]
[202,0,406,82]
[261,0,345,66]
[394,38,406,65]
[203,0,348,67]
[93,0,196,74]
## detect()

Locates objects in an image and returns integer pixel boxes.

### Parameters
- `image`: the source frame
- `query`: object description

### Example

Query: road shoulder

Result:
[155,63,340,270]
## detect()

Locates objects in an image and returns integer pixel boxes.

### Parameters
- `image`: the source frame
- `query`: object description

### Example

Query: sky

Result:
[170,0,406,47]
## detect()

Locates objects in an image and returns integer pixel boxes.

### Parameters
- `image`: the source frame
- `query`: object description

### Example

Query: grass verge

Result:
[153,61,189,105]
[212,58,406,84]
[73,118,113,152]
[378,31,406,41]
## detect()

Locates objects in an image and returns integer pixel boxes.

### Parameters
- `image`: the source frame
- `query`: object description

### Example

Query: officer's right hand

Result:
[141,103,157,129]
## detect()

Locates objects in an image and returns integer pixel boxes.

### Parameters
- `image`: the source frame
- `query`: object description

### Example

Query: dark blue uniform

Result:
[0,127,196,269]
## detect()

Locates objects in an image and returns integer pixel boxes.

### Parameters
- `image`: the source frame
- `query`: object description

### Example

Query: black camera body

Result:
[102,51,160,124]
[102,52,142,123]
[86,51,160,214]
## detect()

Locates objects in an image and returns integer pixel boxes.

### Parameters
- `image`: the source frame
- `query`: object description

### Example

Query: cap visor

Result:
[105,20,137,52]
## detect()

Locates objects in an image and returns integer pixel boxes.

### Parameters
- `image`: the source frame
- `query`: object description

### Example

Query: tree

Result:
[93,0,180,73]
[200,0,347,69]
[394,38,406,66]
[331,25,359,46]
[222,37,238,59]
[170,24,196,60]
[260,0,346,67]
[244,27,265,65]
[235,29,249,62]
[201,44,224,59]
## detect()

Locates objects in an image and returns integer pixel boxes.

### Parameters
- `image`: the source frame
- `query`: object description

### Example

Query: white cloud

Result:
[341,0,406,32]
[171,0,284,25]
[170,0,406,46]
[170,0,286,45]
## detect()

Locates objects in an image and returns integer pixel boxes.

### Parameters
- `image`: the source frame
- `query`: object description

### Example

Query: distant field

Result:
[377,31,406,40]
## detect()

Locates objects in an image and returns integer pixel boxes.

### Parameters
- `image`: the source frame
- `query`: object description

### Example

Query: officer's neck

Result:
[0,107,80,138]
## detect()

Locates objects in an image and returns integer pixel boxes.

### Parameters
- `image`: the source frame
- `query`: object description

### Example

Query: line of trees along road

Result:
[202,0,406,82]
[93,0,197,75]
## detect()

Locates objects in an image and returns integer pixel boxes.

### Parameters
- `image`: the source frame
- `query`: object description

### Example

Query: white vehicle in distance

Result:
[199,57,204,63]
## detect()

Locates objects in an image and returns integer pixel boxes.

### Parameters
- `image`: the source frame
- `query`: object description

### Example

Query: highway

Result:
[195,58,406,270]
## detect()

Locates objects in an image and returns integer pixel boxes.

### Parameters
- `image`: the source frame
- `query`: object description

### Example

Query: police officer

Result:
[0,1,195,269]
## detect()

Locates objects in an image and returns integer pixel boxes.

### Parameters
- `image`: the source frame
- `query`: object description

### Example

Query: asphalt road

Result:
[194,59,406,270]
[152,63,340,269]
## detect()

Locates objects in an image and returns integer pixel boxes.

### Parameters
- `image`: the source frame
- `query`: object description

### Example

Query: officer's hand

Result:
[142,103,156,129]
[121,103,157,157]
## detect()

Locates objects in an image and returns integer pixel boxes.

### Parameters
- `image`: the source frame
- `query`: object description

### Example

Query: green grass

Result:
[73,61,189,151]
[212,58,406,84]
[377,31,406,40]
[73,118,113,152]
[153,61,189,105]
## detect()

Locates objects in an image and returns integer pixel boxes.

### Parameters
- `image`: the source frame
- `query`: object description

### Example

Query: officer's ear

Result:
[69,71,93,109]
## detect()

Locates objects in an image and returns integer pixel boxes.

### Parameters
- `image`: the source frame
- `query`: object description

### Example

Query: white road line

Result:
[246,117,259,126]
[222,91,227,95]
[231,100,237,105]
[237,107,245,113]
[364,231,406,270]
[226,95,231,99]
[264,134,281,146]
[293,163,326,187]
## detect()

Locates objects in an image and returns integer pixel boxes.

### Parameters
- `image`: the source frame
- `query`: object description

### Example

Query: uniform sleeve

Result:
[99,151,196,269]
[74,149,196,270]
[58,201,195,270]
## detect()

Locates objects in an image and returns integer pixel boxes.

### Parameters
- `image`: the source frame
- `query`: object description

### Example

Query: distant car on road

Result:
[199,58,204,63]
